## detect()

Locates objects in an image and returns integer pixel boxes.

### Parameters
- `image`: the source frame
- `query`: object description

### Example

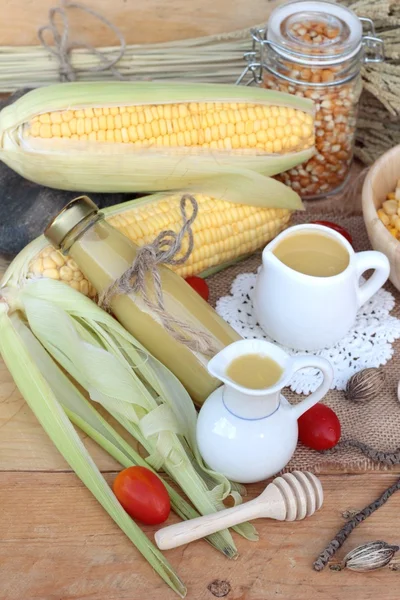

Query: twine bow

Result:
[38,0,127,82]
[98,195,218,356]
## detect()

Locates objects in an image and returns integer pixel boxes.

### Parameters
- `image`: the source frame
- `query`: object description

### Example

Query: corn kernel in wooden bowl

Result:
[362,144,400,291]
[377,184,400,239]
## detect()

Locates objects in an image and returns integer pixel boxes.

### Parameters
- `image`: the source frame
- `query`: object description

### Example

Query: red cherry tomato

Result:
[185,276,210,302]
[298,403,341,451]
[113,466,170,525]
[311,220,353,247]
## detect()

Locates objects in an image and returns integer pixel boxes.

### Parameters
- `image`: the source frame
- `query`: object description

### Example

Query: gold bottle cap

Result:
[45,195,99,249]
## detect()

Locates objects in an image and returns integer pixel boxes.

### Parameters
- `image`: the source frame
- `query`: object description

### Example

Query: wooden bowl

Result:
[362,144,400,291]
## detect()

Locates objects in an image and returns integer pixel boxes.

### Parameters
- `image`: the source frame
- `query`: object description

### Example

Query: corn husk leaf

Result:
[0,304,186,597]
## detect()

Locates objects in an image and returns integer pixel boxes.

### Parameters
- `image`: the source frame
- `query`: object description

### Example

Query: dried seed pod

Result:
[344,368,385,403]
[343,541,399,572]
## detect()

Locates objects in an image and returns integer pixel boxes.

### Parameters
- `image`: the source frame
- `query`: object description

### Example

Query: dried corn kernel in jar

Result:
[238,1,384,200]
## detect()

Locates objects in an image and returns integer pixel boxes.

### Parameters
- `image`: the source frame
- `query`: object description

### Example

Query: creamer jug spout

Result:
[261,242,279,269]
[207,339,287,395]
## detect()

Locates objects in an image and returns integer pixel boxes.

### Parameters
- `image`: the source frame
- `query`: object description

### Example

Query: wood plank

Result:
[1,0,279,47]
[0,471,399,600]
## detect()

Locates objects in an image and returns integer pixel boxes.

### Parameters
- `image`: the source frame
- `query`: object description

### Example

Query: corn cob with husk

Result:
[0,197,263,594]
[22,190,291,297]
[0,82,315,204]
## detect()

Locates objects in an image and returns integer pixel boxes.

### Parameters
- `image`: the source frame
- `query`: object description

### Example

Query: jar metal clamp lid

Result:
[236,0,384,87]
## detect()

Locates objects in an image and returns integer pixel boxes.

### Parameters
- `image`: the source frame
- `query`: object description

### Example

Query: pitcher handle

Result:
[288,355,334,420]
[354,251,390,308]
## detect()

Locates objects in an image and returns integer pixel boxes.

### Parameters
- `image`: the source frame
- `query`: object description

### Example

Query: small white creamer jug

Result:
[196,339,333,483]
[254,224,390,351]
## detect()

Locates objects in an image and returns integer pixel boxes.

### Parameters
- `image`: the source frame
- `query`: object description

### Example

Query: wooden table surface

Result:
[1,229,400,600]
[1,0,400,598]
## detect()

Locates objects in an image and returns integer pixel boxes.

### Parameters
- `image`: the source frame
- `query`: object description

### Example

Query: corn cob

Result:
[25,101,313,154]
[25,192,291,298]
[0,82,315,205]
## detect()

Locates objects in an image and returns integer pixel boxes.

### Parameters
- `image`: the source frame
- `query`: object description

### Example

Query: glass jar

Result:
[237,0,384,200]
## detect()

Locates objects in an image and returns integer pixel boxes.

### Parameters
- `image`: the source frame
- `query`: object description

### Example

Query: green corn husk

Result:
[18,313,234,555]
[17,278,256,539]
[0,305,186,597]
[0,250,260,594]
[0,82,315,207]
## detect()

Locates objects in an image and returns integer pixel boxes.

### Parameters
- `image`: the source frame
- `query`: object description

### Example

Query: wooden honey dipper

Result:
[155,471,323,551]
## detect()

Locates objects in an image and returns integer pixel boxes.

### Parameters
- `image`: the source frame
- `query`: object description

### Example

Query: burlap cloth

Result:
[207,211,400,474]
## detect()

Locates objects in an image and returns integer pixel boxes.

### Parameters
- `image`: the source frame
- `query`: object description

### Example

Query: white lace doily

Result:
[216,273,400,394]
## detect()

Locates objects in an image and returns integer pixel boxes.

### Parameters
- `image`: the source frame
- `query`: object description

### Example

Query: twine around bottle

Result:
[98,194,219,356]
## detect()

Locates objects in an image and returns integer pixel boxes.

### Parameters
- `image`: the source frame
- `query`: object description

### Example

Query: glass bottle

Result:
[237,0,384,200]
[45,196,240,405]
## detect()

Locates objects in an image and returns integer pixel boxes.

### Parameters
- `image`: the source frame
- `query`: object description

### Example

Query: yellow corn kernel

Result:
[121,112,130,128]
[29,122,41,137]
[39,113,51,124]
[69,118,77,134]
[62,111,74,122]
[50,112,62,124]
[129,123,139,141]
[84,118,92,135]
[51,124,61,137]
[383,200,398,215]
[40,124,52,138]
[235,121,245,135]
[76,118,85,136]
[231,134,240,149]
[256,130,267,143]
[121,127,129,143]
[245,121,254,135]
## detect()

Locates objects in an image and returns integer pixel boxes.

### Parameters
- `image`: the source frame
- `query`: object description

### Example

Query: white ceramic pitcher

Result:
[254,224,390,351]
[196,339,333,483]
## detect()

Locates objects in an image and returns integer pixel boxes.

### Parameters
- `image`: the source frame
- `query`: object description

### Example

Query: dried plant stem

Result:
[313,477,400,571]
[324,440,400,466]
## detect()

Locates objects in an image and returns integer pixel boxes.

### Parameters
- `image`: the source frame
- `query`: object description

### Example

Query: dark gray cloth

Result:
[0,90,135,257]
